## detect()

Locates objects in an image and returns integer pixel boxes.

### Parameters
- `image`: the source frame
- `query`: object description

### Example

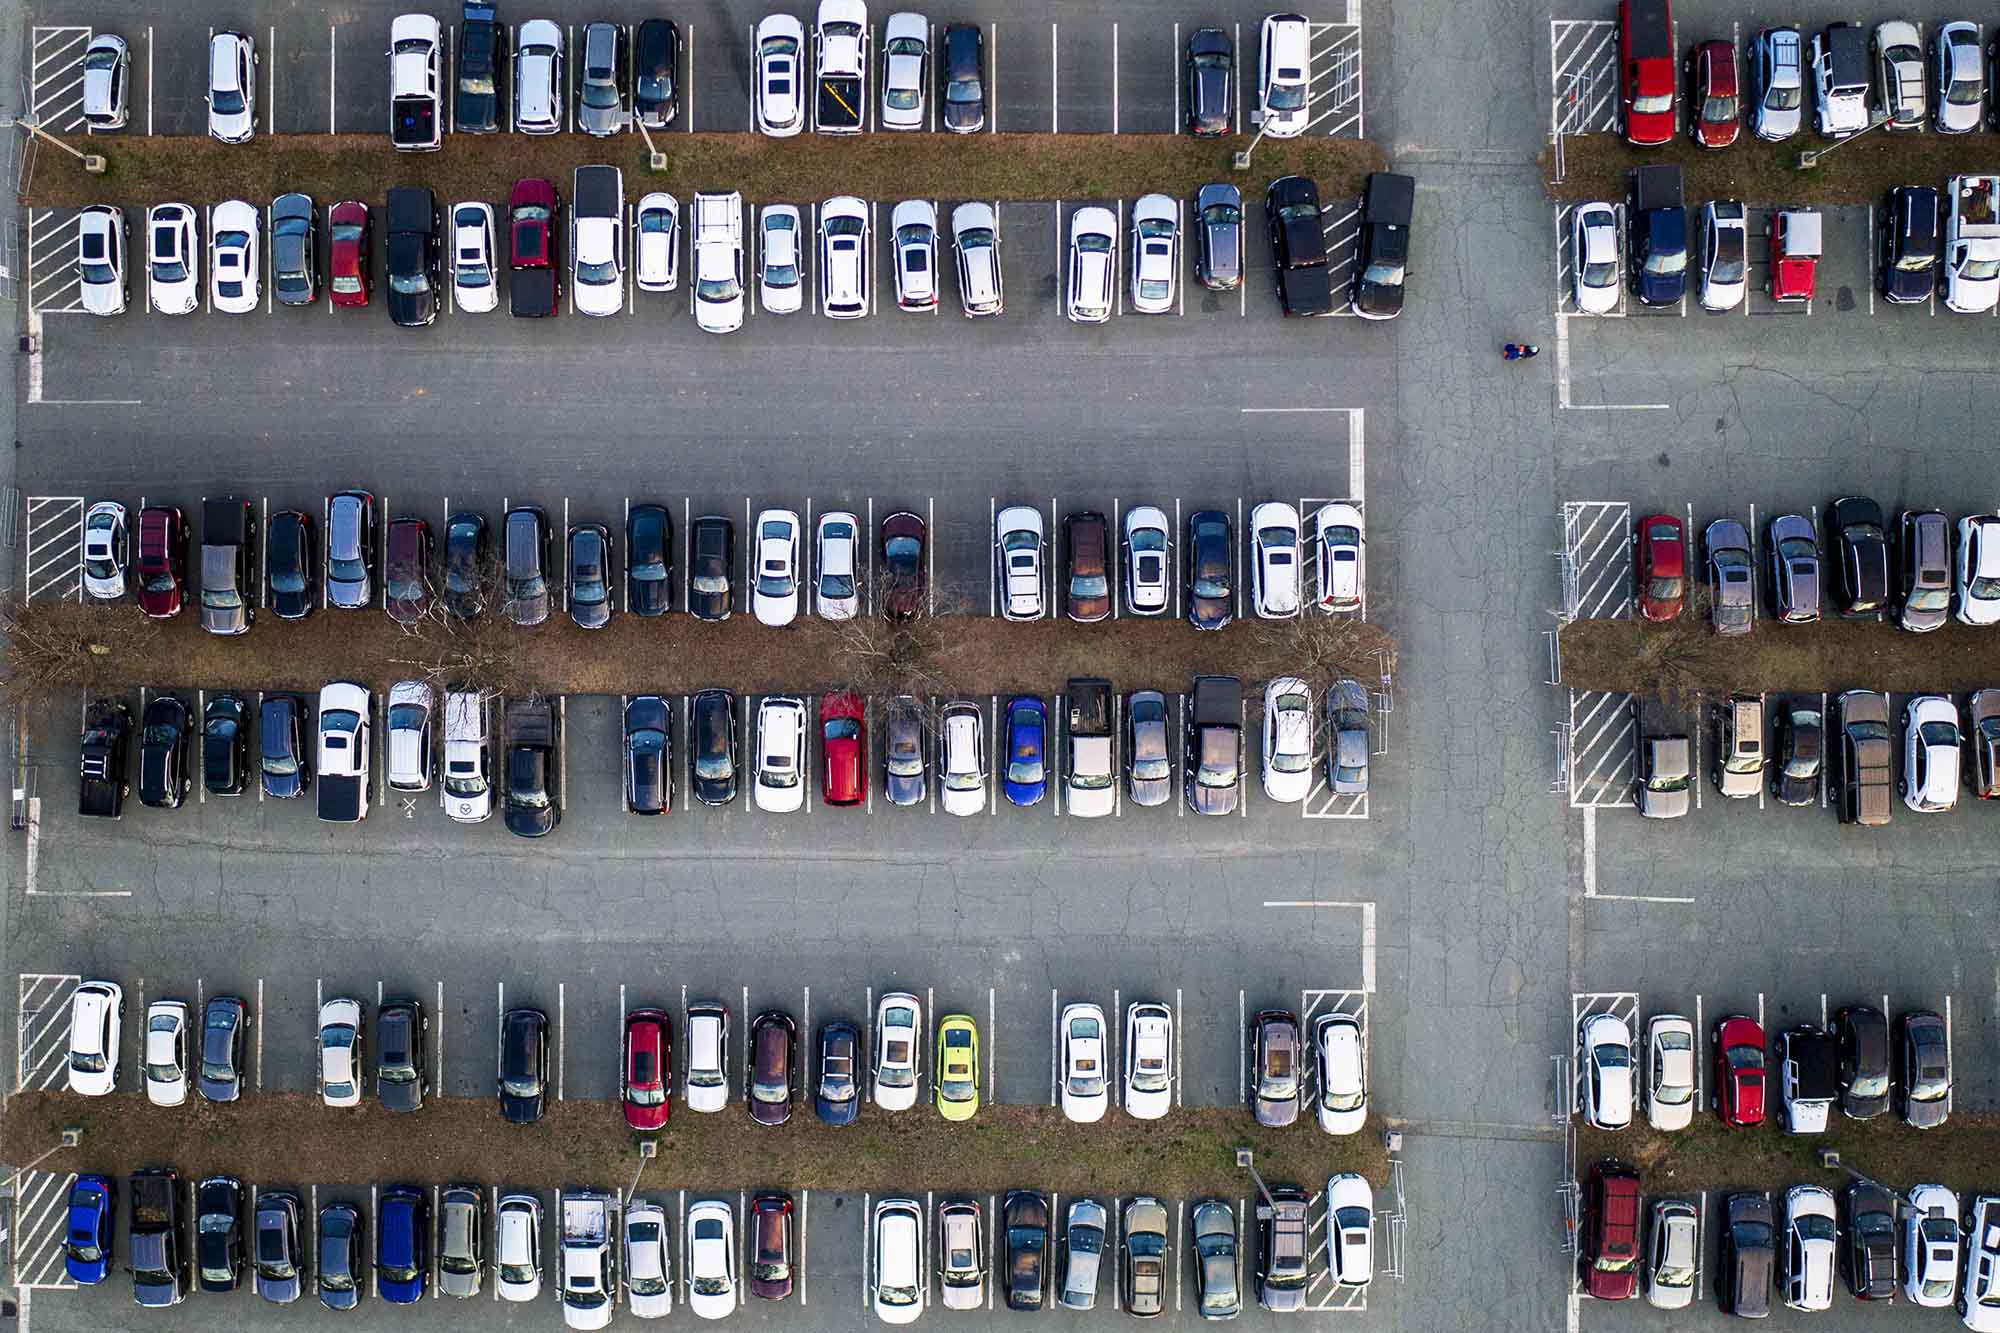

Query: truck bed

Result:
[1630,163,1683,214]
[509,266,557,317]
[816,75,863,130]
[572,165,622,221]
[392,97,437,148]
[386,186,437,236]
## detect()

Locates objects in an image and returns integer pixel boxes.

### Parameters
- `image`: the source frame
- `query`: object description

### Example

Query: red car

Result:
[1619,0,1676,147]
[384,518,433,625]
[135,505,186,618]
[748,1193,794,1300]
[819,693,865,807]
[1635,513,1686,622]
[328,200,372,307]
[1766,209,1820,303]
[880,511,928,620]
[1686,39,1740,147]
[508,177,562,317]
[621,1008,672,1130]
[1583,1163,1641,1300]
[1713,1015,1766,1126]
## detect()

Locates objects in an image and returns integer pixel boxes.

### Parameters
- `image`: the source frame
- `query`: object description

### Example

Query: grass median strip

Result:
[8,600,1395,701]
[25,132,1384,212]
[1543,131,2000,208]
[1578,1116,2000,1199]
[1559,616,2000,697]
[9,1092,1387,1197]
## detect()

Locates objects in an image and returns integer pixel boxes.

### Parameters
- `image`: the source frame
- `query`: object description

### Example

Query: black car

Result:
[1880,185,1938,303]
[689,688,738,805]
[442,510,487,619]
[940,23,985,132]
[139,694,192,809]
[316,1201,363,1311]
[265,509,316,620]
[689,515,734,621]
[1770,699,1822,806]
[503,506,552,626]
[1828,496,1889,617]
[1186,509,1232,630]
[624,694,672,815]
[626,503,673,616]
[1899,1008,1952,1128]
[634,18,679,128]
[195,1174,246,1293]
[1720,1191,1772,1318]
[568,522,611,629]
[455,0,504,133]
[747,1010,797,1126]
[1834,1004,1890,1119]
[259,693,310,799]
[1003,1189,1049,1311]
[376,997,430,1112]
[1184,27,1232,135]
[814,1020,860,1125]
[498,1007,549,1123]
[1195,182,1243,291]
[1841,1179,1896,1299]
[199,995,249,1103]
[202,693,248,796]
[252,1191,304,1305]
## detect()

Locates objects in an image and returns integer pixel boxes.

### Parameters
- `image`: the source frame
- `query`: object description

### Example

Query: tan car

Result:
[1121,1196,1169,1317]
[1835,690,1892,826]
[1711,694,1765,799]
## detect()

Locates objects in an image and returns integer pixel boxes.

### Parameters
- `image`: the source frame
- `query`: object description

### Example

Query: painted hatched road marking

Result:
[1549,19,1620,134]
[26,210,87,315]
[11,1170,79,1289]
[1567,690,1636,809]
[24,496,84,602]
[30,27,92,134]
[16,973,82,1091]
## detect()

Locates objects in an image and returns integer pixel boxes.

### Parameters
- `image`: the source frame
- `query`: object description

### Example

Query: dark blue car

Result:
[815,1020,861,1126]
[377,1187,427,1303]
[1003,696,1048,807]
[65,1175,115,1284]
[1631,205,1687,306]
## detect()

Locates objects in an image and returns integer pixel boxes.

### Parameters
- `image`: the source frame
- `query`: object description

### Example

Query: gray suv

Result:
[1256,1186,1310,1312]
[1898,508,1951,632]
[577,22,628,136]
[503,506,552,626]
[1767,512,1821,622]
[326,490,375,610]
[438,1185,484,1297]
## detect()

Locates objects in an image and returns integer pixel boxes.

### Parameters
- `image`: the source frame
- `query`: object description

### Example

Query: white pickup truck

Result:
[315,682,372,823]
[388,13,442,150]
[559,1191,618,1330]
[693,191,745,333]
[1946,174,2000,313]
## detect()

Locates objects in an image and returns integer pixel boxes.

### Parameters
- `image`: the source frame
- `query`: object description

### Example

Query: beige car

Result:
[1121,1197,1169,1316]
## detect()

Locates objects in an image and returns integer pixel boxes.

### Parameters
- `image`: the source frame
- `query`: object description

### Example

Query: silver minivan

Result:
[513,19,564,133]
[1058,1198,1106,1310]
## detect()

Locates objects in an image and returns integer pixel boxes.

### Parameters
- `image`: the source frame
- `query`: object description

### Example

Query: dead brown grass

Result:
[1580,1114,2000,1199]
[10,1091,1387,1197]
[1560,616,2000,697]
[26,132,1385,212]
[53,608,1397,700]
[1543,130,2000,207]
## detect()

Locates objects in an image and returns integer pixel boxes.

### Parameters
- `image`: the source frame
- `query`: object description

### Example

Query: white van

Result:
[441,691,491,822]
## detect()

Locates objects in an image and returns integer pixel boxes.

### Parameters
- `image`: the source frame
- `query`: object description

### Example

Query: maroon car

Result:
[508,177,562,317]
[747,1011,796,1126]
[1583,1163,1641,1300]
[1685,38,1740,148]
[748,1193,794,1300]
[880,511,926,620]
[1063,510,1111,622]
[385,518,433,624]
[135,505,186,618]
[328,200,372,308]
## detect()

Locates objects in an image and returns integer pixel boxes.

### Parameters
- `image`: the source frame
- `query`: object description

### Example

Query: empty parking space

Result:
[15,973,81,1092]
[1548,18,1619,137]
[29,26,92,133]
[10,1170,79,1291]
[23,496,84,602]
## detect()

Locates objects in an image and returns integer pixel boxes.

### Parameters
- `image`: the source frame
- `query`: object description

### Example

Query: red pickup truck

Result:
[1620,0,1675,146]
[508,177,562,317]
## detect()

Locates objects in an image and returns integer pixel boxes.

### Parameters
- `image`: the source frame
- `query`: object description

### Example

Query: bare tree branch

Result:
[0,596,161,708]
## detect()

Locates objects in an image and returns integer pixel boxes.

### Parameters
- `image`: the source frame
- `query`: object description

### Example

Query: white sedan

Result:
[1123,505,1171,615]
[1326,1175,1374,1288]
[1313,502,1364,613]
[820,195,870,318]
[751,508,801,626]
[814,510,860,619]
[82,501,127,599]
[754,14,806,136]
[77,205,127,316]
[147,204,200,315]
[1261,676,1313,803]
[891,199,938,310]
[1579,1013,1633,1130]
[1066,206,1116,323]
[317,996,364,1107]
[753,695,807,812]
[1313,1012,1368,1135]
[1699,200,1748,313]
[1904,1183,1959,1308]
[759,204,804,313]
[880,11,928,129]
[451,201,497,312]
[67,979,123,1097]
[624,1202,673,1319]
[872,991,922,1111]
[1251,500,1302,617]
[1644,1014,1695,1131]
[1128,192,1179,314]
[1123,1001,1173,1120]
[495,1194,543,1302]
[636,192,680,292]
[209,199,261,314]
[685,1199,736,1320]
[1571,201,1620,314]
[143,999,188,1107]
[1058,1002,1109,1123]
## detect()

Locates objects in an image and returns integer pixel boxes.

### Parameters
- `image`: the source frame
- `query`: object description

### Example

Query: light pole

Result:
[16,1127,82,1175]
[1233,1147,1277,1215]
[1797,113,1889,170]
[634,117,668,173]
[1818,1151,1925,1213]
[621,1139,657,1209]
[13,118,105,173]
[1232,124,1272,173]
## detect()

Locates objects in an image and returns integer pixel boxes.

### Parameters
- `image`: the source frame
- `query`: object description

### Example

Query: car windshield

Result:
[1765,78,1801,110]
[1075,233,1112,255]
[629,727,666,758]
[1896,245,1936,273]
[212,85,245,115]
[695,748,733,781]
[698,272,742,301]
[1007,743,1042,785]
[1701,93,1738,122]
[1266,82,1305,111]
[1964,255,2000,282]
[1192,568,1228,598]
[1642,246,1687,276]
[756,572,791,597]
[1631,90,1671,114]
[1974,572,2000,600]
[1582,256,1616,287]
[887,741,922,777]
[577,257,617,283]
[766,259,798,285]
[640,211,673,236]
[582,78,619,110]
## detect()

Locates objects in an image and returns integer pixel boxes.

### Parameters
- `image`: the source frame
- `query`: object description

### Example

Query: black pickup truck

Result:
[1185,675,1243,815]
[130,1168,190,1307]
[385,185,442,327]
[1350,171,1414,319]
[1266,175,1332,316]
[78,699,132,819]
[455,0,504,134]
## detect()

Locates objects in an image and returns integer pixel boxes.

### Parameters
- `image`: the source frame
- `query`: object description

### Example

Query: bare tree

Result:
[383,552,532,702]
[0,595,160,707]
[826,575,975,726]
[1246,610,1395,699]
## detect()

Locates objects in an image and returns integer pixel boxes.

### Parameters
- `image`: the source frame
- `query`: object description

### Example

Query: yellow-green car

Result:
[935,1014,981,1121]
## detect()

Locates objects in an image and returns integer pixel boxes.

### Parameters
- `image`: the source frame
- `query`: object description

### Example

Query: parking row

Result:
[31,10,1364,140]
[18,972,1372,1115]
[28,192,1367,324]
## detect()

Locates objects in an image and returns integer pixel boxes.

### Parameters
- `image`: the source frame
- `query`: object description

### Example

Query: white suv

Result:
[753,696,807,812]
[1066,206,1116,323]
[1128,193,1179,314]
[496,1193,544,1301]
[1902,695,1961,812]
[951,202,1003,316]
[1257,14,1311,138]
[67,979,124,1096]
[1904,1183,1960,1308]
[1782,1185,1836,1312]
[513,20,563,133]
[386,680,434,793]
[1250,501,1302,617]
[939,700,986,816]
[891,199,937,310]
[441,690,491,822]
[206,31,257,142]
[819,196,870,318]
[1260,676,1313,803]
